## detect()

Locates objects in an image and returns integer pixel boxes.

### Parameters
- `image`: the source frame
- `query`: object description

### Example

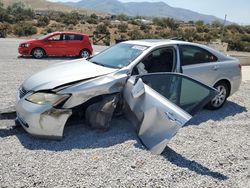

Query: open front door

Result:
[123,73,218,154]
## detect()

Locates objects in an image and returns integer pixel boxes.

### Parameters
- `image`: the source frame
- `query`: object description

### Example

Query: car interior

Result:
[133,48,175,75]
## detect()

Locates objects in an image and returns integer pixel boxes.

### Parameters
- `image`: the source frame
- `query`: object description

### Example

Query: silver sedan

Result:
[16,40,241,154]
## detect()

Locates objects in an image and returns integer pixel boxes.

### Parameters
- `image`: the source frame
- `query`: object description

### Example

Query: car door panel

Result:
[123,73,218,154]
[182,62,222,87]
[43,34,67,56]
[179,44,221,87]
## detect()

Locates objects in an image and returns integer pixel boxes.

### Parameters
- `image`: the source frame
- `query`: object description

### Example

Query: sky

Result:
[48,0,250,25]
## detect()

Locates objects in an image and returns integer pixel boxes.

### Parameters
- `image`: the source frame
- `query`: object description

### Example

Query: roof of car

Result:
[51,31,88,36]
[123,39,230,60]
[123,39,198,47]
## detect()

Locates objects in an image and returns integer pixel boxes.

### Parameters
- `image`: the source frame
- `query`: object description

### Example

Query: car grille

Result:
[19,86,29,98]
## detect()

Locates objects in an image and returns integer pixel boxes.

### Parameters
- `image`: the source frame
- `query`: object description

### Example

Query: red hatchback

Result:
[18,32,93,59]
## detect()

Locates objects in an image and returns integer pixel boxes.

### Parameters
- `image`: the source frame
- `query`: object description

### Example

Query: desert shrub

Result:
[90,13,98,19]
[6,2,34,23]
[118,23,128,33]
[128,30,143,40]
[86,18,98,24]
[128,20,139,25]
[37,16,50,27]
[211,20,223,28]
[43,23,65,33]
[140,24,151,33]
[94,24,110,35]
[13,22,37,36]
[117,14,129,21]
[0,2,10,22]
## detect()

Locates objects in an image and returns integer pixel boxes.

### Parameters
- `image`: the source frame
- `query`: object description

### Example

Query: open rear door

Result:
[123,73,218,154]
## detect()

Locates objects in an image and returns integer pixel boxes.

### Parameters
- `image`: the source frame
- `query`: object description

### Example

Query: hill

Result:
[65,0,228,23]
[1,0,103,15]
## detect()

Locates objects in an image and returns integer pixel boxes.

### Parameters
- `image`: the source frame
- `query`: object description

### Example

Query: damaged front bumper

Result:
[16,97,72,139]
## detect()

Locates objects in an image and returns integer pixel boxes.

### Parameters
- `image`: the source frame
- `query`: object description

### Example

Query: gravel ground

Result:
[0,38,249,187]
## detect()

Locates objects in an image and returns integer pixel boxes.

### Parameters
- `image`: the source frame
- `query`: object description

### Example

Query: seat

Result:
[193,52,206,64]
[148,51,173,73]
[65,35,70,41]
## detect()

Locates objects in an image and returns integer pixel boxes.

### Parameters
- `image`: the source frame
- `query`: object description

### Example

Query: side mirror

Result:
[132,78,145,98]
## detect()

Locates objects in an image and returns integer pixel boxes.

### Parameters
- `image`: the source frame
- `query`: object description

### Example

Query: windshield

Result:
[88,43,148,68]
[38,33,53,40]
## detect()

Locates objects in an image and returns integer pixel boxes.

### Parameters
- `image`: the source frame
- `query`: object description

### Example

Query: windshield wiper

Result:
[90,61,119,69]
[91,61,106,67]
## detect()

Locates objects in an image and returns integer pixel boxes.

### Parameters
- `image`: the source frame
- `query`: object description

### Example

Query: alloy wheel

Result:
[211,85,227,108]
[33,48,44,59]
[80,50,90,58]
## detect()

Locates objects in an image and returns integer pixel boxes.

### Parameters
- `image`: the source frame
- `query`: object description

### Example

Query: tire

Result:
[32,48,45,59]
[206,81,229,110]
[79,49,90,58]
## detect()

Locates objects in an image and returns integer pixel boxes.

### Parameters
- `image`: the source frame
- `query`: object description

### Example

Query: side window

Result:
[180,45,217,66]
[75,34,83,40]
[132,48,175,75]
[64,34,83,41]
[48,34,62,41]
[140,74,217,115]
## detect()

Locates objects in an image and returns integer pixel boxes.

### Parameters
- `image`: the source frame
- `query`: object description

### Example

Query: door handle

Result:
[213,65,219,70]
[165,112,175,121]
[165,112,183,126]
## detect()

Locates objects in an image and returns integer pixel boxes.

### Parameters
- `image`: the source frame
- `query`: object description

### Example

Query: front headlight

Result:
[26,92,70,106]
[20,43,30,47]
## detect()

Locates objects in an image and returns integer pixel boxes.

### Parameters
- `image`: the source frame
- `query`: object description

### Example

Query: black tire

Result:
[206,81,229,110]
[32,48,45,59]
[79,49,90,58]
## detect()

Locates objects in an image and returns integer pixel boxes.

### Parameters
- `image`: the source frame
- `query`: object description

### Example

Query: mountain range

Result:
[1,0,103,15]
[64,0,227,24]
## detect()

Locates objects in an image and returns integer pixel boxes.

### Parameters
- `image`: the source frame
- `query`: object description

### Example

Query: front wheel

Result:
[32,48,45,59]
[79,49,90,58]
[206,81,229,110]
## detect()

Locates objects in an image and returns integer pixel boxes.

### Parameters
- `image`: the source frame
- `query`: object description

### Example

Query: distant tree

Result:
[90,13,98,19]
[62,11,79,25]
[118,23,128,33]
[165,18,179,31]
[14,21,37,36]
[195,20,204,27]
[117,14,129,21]
[6,2,34,23]
[188,21,194,24]
[37,16,50,27]
[140,24,151,33]
[182,28,197,41]
[211,20,223,28]
[128,30,142,40]
[0,2,10,22]
[94,24,110,35]
[153,17,178,30]
[226,24,244,34]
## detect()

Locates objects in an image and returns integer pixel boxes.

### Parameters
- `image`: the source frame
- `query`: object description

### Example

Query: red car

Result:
[18,32,93,59]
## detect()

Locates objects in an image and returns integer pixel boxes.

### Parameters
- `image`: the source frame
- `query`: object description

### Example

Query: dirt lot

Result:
[0,38,249,187]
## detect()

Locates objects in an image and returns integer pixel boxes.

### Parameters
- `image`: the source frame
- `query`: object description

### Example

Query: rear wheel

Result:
[32,48,45,59]
[206,81,229,110]
[80,49,90,58]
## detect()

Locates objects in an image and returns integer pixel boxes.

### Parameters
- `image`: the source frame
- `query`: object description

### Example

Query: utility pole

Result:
[220,14,227,41]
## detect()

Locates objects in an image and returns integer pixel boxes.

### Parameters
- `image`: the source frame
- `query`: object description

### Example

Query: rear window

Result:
[180,45,218,65]
[63,34,83,41]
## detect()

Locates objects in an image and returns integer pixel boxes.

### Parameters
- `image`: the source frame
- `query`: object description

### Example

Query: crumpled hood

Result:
[22,59,117,91]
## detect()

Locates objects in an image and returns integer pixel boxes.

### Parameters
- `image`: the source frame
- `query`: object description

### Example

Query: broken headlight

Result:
[26,92,69,106]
